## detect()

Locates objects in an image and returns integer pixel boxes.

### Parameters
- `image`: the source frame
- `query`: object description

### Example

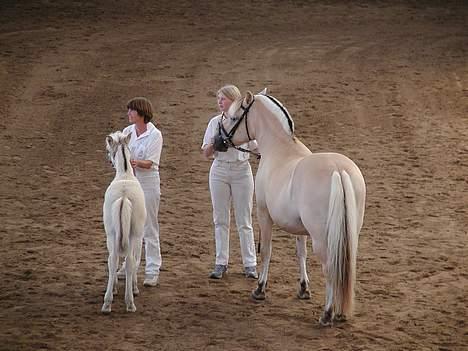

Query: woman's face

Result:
[128,108,143,124]
[217,93,233,113]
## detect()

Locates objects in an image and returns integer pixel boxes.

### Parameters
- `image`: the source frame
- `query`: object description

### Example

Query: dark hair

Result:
[127,97,154,124]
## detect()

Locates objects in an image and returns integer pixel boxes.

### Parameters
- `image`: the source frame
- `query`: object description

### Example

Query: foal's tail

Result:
[326,170,358,317]
[111,197,133,256]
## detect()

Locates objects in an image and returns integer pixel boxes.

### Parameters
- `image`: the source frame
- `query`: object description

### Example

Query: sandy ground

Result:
[0,1,467,350]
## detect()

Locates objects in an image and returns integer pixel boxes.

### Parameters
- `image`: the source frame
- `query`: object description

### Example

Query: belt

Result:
[214,159,248,164]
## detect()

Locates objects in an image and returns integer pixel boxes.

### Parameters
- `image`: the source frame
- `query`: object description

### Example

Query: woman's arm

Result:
[132,129,163,169]
[202,143,215,159]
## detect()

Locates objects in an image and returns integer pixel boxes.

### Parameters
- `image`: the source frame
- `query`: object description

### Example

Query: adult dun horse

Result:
[102,131,146,313]
[221,91,366,326]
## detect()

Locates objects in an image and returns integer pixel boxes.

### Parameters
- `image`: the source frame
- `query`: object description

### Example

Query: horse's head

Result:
[220,91,257,147]
[106,131,132,167]
[221,88,294,152]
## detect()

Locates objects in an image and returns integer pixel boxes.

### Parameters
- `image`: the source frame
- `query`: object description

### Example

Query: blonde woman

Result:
[117,97,163,287]
[201,84,258,279]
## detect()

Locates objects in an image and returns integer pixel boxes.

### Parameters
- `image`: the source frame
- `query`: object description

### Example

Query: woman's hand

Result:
[130,159,153,169]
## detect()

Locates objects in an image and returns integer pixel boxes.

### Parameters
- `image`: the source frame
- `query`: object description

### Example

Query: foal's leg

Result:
[102,252,118,314]
[252,210,273,300]
[113,256,119,295]
[296,236,310,300]
[125,243,137,312]
[132,236,142,296]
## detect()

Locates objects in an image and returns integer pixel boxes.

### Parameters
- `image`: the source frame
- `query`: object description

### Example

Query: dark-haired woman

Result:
[117,97,163,287]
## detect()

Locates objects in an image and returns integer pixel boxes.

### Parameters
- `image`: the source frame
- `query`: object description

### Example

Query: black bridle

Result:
[218,97,261,159]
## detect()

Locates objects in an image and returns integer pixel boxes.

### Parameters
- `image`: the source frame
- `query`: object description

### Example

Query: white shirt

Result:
[202,114,257,162]
[123,122,162,176]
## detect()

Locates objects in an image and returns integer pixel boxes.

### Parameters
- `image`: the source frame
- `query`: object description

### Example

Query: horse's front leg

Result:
[252,208,273,301]
[296,236,310,299]
[102,252,118,314]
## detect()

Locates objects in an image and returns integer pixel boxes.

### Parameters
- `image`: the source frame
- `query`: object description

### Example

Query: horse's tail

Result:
[111,196,132,256]
[327,170,358,317]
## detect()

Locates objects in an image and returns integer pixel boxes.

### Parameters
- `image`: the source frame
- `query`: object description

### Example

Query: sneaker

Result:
[209,265,227,279]
[143,274,159,287]
[244,266,258,279]
[117,265,126,280]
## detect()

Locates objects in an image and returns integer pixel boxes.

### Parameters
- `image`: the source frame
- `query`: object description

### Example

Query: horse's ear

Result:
[124,132,132,145]
[259,88,268,95]
[245,91,254,105]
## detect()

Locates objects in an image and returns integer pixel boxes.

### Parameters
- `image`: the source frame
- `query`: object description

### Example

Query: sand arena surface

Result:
[0,1,467,350]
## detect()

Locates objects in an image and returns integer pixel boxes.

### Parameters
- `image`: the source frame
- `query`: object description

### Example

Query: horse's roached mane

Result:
[228,94,295,137]
[260,94,295,136]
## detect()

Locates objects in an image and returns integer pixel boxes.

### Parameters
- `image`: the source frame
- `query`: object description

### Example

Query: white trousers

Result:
[136,173,161,276]
[209,159,257,267]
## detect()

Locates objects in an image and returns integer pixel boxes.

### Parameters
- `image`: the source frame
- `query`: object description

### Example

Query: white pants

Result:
[136,173,161,276]
[209,159,257,267]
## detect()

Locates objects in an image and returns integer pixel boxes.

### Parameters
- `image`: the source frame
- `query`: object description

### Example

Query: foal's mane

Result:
[107,131,131,172]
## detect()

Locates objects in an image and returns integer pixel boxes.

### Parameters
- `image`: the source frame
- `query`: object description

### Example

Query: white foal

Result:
[101,131,146,313]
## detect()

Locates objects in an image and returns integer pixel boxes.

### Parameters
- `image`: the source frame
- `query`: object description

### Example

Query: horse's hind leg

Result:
[102,252,118,314]
[296,236,310,300]
[125,249,137,312]
[113,257,119,295]
[252,210,273,301]
[132,236,142,296]
[319,267,334,326]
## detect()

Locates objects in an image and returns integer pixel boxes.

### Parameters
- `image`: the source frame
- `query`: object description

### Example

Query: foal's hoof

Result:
[126,303,137,313]
[133,287,140,296]
[297,289,311,300]
[251,289,266,301]
[101,303,112,314]
[319,316,333,327]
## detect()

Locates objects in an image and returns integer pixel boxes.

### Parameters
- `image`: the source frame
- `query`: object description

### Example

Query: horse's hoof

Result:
[126,303,137,313]
[133,287,140,296]
[251,289,266,301]
[319,310,333,327]
[334,314,347,323]
[101,303,111,314]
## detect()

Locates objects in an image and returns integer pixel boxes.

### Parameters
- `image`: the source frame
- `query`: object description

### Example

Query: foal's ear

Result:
[259,88,268,95]
[245,91,254,105]
[106,135,114,148]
